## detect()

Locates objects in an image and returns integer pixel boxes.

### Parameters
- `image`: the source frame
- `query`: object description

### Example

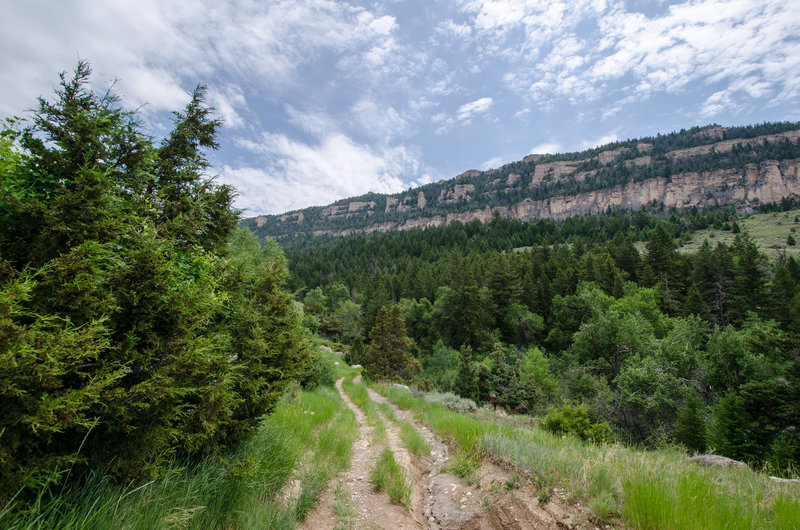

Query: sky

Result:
[1,0,799,216]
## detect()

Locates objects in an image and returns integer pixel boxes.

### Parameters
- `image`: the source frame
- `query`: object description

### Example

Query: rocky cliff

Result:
[246,124,800,240]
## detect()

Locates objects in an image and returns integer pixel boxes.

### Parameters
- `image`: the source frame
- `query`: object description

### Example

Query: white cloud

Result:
[457,97,493,120]
[208,85,247,129]
[0,0,403,118]
[481,155,505,170]
[285,106,338,139]
[579,132,619,150]
[350,98,409,140]
[437,19,473,38]
[230,132,418,214]
[462,0,800,117]
[530,142,562,155]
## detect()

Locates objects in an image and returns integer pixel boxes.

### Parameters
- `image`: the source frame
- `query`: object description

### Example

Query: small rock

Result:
[690,454,748,469]
[770,476,800,484]
[466,492,471,496]
[429,517,436,523]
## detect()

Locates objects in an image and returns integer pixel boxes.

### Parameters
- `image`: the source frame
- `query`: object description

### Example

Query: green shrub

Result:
[301,348,337,389]
[541,404,612,443]
[424,392,478,413]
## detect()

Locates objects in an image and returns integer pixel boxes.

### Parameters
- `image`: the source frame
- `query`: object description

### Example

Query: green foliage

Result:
[674,392,708,453]
[541,404,612,443]
[364,305,420,381]
[301,347,337,390]
[0,64,308,499]
[0,387,349,529]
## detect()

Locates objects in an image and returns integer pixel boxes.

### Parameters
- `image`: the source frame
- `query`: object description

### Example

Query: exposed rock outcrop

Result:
[251,127,800,239]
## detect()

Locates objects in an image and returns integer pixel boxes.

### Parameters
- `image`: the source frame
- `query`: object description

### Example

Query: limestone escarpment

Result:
[244,125,800,240]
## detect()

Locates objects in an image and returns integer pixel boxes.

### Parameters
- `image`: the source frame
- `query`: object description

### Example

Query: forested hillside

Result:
[244,122,800,240]
[282,207,800,474]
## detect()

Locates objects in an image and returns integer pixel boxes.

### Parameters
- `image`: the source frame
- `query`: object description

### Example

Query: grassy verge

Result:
[0,385,352,530]
[370,449,411,508]
[375,384,800,529]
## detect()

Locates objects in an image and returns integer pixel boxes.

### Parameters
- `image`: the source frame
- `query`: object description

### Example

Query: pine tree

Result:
[674,393,707,453]
[0,63,309,497]
[364,305,420,381]
[683,283,709,319]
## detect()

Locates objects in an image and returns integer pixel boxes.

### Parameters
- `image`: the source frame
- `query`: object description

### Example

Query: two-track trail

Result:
[303,377,596,529]
[302,376,421,529]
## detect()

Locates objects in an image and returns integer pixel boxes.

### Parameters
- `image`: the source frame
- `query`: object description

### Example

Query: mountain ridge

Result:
[243,122,800,240]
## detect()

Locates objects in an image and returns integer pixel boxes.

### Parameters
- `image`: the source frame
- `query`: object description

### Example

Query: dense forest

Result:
[282,209,800,474]
[0,63,316,502]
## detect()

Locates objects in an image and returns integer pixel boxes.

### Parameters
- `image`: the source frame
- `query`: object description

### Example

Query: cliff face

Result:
[248,125,800,239]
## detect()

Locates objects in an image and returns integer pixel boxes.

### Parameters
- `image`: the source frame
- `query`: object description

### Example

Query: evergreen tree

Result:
[683,283,709,319]
[729,233,767,324]
[0,63,308,498]
[486,253,522,337]
[364,305,420,381]
[674,392,707,453]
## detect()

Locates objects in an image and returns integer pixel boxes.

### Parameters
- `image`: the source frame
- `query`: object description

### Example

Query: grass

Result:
[342,376,386,442]
[375,400,430,458]
[0,385,354,530]
[672,208,800,259]
[294,397,357,521]
[398,420,431,458]
[378,401,397,421]
[375,383,800,529]
[370,449,411,508]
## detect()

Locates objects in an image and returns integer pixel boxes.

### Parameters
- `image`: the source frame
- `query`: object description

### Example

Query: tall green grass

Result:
[376,384,800,529]
[294,404,357,521]
[0,386,351,530]
[397,421,431,458]
[375,399,429,458]
[370,449,411,508]
[342,377,386,442]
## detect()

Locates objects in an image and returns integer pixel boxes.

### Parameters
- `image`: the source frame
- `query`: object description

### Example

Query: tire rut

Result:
[302,378,423,530]
[304,378,601,529]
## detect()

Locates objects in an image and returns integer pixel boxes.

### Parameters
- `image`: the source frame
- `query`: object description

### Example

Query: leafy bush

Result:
[541,404,612,443]
[301,348,337,390]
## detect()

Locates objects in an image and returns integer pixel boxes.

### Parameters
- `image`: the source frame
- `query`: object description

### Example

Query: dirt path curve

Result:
[305,377,594,529]
[302,377,423,530]
[367,385,594,530]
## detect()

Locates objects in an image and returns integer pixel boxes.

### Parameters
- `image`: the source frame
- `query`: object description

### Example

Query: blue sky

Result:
[2,0,799,215]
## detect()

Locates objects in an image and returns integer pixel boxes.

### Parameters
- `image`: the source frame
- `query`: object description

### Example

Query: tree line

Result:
[289,213,800,475]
